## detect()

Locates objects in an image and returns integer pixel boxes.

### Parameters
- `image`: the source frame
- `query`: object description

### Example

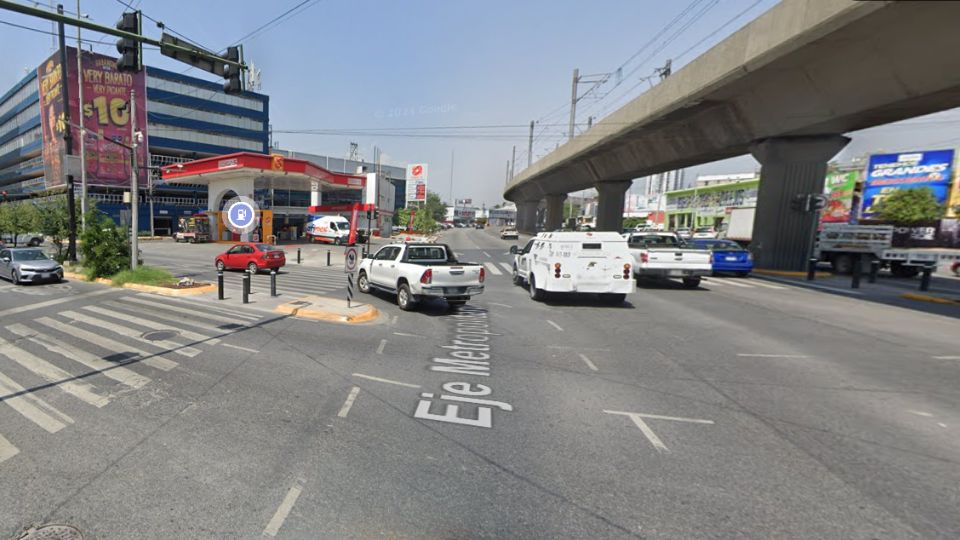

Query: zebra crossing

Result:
[0,293,264,466]
[220,266,350,298]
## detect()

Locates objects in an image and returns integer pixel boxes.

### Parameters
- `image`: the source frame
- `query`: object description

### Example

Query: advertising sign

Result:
[38,47,149,190]
[821,171,858,223]
[861,150,954,218]
[405,163,428,203]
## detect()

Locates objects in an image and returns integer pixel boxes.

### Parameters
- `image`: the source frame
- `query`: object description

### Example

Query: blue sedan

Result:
[690,239,754,276]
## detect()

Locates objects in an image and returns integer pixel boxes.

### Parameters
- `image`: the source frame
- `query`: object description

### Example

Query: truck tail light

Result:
[640,252,649,264]
[420,268,432,284]
[623,263,631,279]
[554,262,561,278]
[479,267,485,283]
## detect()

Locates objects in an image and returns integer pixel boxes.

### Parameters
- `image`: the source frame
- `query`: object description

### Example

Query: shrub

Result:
[110,265,175,287]
[81,215,130,279]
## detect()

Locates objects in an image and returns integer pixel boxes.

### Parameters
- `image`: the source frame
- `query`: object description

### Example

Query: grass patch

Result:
[110,265,176,287]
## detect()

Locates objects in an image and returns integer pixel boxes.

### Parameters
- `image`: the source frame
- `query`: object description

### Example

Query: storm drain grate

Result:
[18,524,83,540]
[142,329,179,341]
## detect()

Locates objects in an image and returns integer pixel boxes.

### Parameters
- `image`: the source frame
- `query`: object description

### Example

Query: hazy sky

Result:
[2,0,959,206]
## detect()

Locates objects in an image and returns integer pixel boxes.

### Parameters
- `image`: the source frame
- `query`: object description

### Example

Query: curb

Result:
[63,271,215,296]
[754,268,832,278]
[900,292,960,305]
[274,299,380,324]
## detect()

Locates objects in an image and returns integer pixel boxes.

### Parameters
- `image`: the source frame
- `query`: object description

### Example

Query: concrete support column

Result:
[594,180,631,232]
[749,135,850,271]
[516,200,540,234]
[544,194,567,231]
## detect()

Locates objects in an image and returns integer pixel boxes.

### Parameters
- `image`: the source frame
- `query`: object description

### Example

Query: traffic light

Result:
[790,194,809,212]
[222,46,243,95]
[115,11,142,73]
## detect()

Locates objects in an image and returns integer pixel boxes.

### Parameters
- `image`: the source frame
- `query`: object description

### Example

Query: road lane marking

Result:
[0,433,18,464]
[376,339,387,355]
[578,353,598,371]
[36,317,179,372]
[262,479,305,537]
[7,324,150,390]
[482,262,503,275]
[135,294,262,320]
[547,345,610,351]
[61,310,201,358]
[0,288,117,318]
[604,410,714,453]
[337,386,360,418]
[352,373,421,388]
[498,262,513,273]
[908,410,933,417]
[546,320,564,332]
[932,356,960,360]
[391,315,398,325]
[737,353,808,358]
[712,279,752,288]
[0,336,109,407]
[488,302,513,308]
[702,278,726,286]
[482,251,491,258]
[221,343,259,353]
[0,369,74,433]
[116,296,250,327]
[393,332,423,338]
[83,305,220,345]
[938,422,947,428]
[746,280,786,290]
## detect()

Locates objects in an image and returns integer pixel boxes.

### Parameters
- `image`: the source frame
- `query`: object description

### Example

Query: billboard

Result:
[861,149,954,218]
[821,171,858,223]
[38,47,149,189]
[405,163,428,203]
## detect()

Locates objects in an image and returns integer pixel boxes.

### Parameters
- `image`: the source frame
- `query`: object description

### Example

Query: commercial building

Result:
[664,174,760,230]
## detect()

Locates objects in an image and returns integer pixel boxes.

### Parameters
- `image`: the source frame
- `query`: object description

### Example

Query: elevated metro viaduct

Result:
[504,0,960,270]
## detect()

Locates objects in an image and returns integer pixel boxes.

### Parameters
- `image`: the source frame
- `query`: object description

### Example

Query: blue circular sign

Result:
[228,201,255,229]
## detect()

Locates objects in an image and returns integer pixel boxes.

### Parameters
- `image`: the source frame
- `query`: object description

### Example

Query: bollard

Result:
[920,265,933,291]
[851,254,861,289]
[270,268,277,297]
[868,260,880,284]
[297,248,301,265]
[242,272,250,304]
[807,258,817,281]
[327,250,331,266]
[217,270,224,300]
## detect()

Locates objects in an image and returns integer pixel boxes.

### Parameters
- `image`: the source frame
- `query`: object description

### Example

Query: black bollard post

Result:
[242,272,250,304]
[217,270,224,300]
[807,258,817,281]
[270,268,277,297]
[297,248,301,265]
[920,265,933,291]
[868,260,880,284]
[851,254,861,289]
[326,250,331,266]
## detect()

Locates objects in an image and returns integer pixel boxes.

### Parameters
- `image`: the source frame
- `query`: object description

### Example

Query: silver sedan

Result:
[0,247,64,285]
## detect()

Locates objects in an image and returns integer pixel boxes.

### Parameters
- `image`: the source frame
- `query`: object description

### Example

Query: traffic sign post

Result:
[345,246,359,308]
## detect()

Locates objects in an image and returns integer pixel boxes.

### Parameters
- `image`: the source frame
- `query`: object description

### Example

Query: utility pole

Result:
[568,68,580,140]
[527,120,533,168]
[129,88,139,270]
[75,0,86,230]
[448,149,455,205]
[510,145,516,181]
[57,5,77,262]
[505,160,510,185]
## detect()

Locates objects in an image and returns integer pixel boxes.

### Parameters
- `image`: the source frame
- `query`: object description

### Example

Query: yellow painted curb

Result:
[900,292,960,305]
[64,271,88,281]
[120,282,218,297]
[754,268,832,278]
[274,302,380,324]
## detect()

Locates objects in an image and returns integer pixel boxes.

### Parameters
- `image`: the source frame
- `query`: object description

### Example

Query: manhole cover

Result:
[142,329,179,341]
[19,524,83,540]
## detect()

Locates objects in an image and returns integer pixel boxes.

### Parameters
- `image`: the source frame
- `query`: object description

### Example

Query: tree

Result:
[80,214,130,279]
[0,201,40,247]
[424,191,447,222]
[873,187,943,224]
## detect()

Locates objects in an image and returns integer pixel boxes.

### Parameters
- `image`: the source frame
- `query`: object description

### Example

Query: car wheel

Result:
[357,271,371,293]
[832,254,853,275]
[216,260,226,271]
[512,265,524,286]
[334,237,343,246]
[736,271,750,277]
[247,262,259,274]
[528,274,544,301]
[11,270,20,285]
[397,283,417,311]
[28,238,40,247]
[682,277,701,289]
[601,293,626,305]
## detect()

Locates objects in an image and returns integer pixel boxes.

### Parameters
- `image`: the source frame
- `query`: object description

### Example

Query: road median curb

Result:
[900,292,960,305]
[275,295,380,324]
[754,268,832,278]
[63,270,215,296]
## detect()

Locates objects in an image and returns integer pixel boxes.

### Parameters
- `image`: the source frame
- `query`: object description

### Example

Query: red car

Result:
[215,243,286,273]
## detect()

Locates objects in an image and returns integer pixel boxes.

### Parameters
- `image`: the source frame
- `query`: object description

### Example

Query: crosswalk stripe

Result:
[115,297,250,327]
[0,336,109,408]
[0,369,74,433]
[482,262,503,276]
[711,278,753,288]
[498,262,514,273]
[7,324,150,390]
[36,317,179,372]
[702,278,726,286]
[83,305,220,345]
[745,280,786,290]
[135,294,261,321]
[61,311,201,358]
[105,301,240,336]
[0,433,18,464]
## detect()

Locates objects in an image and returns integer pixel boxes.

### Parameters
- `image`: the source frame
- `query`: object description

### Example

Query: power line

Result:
[112,0,212,51]
[230,0,323,46]
[673,0,766,63]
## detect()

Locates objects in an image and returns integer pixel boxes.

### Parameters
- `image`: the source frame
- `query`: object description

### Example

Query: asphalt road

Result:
[1,228,958,539]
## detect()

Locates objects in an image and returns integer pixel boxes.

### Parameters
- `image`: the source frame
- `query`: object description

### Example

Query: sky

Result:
[2,0,960,207]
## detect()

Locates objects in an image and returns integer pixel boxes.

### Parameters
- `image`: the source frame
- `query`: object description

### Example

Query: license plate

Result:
[668,270,691,276]
[725,256,737,261]
[445,287,467,294]
[41,273,50,279]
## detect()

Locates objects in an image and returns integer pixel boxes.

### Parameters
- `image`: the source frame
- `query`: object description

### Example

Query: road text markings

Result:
[604,410,714,453]
[546,320,564,332]
[737,353,808,358]
[376,339,387,355]
[352,373,421,388]
[0,434,18,464]
[578,353,598,371]
[482,262,503,275]
[337,386,361,418]
[262,479,305,537]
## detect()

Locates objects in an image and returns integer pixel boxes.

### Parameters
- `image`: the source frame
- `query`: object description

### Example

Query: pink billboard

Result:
[38,47,149,189]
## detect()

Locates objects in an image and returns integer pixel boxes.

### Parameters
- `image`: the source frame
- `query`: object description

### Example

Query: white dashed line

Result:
[908,410,933,417]
[737,353,808,358]
[546,320,564,332]
[746,280,786,290]
[482,251,491,258]
[932,356,960,360]
[222,343,259,353]
[337,386,361,418]
[393,332,423,338]
[262,479,305,537]
[352,373,421,388]
[488,302,513,308]
[578,353,598,371]
[376,339,387,355]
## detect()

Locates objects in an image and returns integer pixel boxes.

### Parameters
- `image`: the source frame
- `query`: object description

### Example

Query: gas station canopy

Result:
[160,152,366,192]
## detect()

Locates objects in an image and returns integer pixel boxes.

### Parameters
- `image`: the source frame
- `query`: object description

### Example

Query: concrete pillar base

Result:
[516,200,539,234]
[595,180,632,232]
[749,135,850,271]
[544,194,567,232]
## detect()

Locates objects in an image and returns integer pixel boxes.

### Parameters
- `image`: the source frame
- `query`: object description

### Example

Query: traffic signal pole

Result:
[130,88,139,270]
[57,4,78,263]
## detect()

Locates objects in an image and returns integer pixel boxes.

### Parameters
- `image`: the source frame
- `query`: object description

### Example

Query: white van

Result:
[509,231,635,304]
[305,215,366,245]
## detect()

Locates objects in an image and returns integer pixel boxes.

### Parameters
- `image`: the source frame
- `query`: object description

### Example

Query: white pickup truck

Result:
[622,231,712,288]
[357,242,485,311]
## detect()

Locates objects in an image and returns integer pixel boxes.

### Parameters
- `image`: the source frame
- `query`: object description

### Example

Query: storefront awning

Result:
[160,152,365,191]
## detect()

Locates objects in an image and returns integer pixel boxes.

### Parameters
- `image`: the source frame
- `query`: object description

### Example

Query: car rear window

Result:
[407,246,448,261]
[256,244,277,252]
